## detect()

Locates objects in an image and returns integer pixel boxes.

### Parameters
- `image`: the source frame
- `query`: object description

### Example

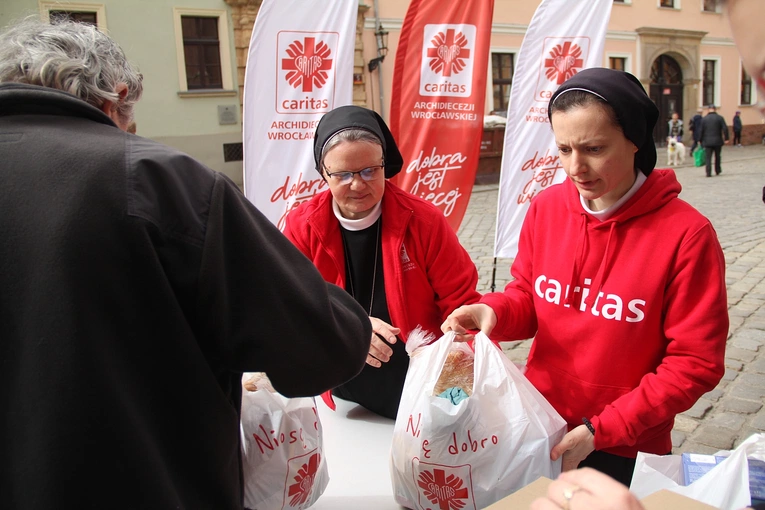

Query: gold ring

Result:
[562,485,581,510]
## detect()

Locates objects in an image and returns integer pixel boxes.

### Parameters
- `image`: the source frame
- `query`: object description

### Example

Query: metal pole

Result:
[490,257,497,293]
[372,0,385,119]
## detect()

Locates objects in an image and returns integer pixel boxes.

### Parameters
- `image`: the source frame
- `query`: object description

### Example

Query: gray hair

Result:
[0,17,143,122]
[320,128,383,166]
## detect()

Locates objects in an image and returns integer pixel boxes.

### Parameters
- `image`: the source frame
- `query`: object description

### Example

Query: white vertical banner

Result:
[243,0,357,230]
[493,0,613,258]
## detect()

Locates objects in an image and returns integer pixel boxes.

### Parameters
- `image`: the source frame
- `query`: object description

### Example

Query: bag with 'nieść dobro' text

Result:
[240,373,329,510]
[390,330,567,510]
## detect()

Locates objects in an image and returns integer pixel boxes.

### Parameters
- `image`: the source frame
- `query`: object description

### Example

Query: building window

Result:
[49,10,98,25]
[703,59,716,106]
[40,3,107,31]
[741,66,753,106]
[702,0,721,12]
[659,0,675,7]
[607,54,632,74]
[173,8,234,94]
[181,16,223,90]
[609,57,626,72]
[491,52,514,113]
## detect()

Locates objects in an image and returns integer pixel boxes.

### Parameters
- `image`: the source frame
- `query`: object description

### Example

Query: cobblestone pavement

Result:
[456,143,765,454]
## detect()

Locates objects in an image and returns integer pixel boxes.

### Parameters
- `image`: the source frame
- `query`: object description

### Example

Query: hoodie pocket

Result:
[525,363,632,425]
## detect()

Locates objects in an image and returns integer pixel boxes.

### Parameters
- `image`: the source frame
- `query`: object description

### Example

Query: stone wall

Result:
[353,6,370,106]
[225,0,263,107]
[741,124,765,146]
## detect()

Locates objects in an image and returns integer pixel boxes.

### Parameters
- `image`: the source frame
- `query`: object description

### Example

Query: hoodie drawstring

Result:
[584,222,616,308]
[564,214,589,307]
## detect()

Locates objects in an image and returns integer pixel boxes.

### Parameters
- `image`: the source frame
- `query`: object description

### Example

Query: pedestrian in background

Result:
[689,107,704,152]
[667,111,683,142]
[733,110,743,146]
[700,105,730,176]
[0,18,371,509]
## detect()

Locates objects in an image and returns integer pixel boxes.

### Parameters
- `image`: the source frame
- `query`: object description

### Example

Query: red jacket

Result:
[482,169,727,457]
[284,182,481,342]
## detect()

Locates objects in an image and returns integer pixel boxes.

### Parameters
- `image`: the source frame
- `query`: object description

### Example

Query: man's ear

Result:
[99,83,130,130]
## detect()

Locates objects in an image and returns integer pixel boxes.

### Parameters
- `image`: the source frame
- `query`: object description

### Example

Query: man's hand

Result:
[531,468,645,510]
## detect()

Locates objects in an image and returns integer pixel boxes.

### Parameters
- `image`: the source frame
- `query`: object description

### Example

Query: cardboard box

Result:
[485,476,718,509]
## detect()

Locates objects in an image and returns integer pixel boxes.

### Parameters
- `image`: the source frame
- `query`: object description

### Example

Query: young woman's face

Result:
[552,103,639,212]
[322,140,385,219]
[727,0,765,117]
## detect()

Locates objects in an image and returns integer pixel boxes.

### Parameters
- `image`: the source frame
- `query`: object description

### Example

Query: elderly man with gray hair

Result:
[0,18,371,509]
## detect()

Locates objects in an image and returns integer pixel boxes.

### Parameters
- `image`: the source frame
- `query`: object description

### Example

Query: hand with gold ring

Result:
[529,468,645,510]
[561,484,582,510]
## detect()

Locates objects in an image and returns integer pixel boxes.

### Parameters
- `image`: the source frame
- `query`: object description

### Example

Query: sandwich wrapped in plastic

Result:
[407,328,474,403]
[240,373,328,510]
[434,345,475,399]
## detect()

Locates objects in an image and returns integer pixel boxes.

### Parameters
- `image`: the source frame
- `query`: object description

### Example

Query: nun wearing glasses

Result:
[283,105,481,419]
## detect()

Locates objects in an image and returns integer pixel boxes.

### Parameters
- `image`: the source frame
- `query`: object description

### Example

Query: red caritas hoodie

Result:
[482,169,727,458]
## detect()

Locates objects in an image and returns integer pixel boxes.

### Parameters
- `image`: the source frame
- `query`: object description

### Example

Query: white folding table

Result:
[310,398,406,509]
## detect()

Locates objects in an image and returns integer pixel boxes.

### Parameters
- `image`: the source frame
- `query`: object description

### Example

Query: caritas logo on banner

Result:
[515,38,590,206]
[419,25,476,97]
[536,38,589,102]
[242,0,356,230]
[276,32,337,114]
[263,31,337,229]
[401,25,479,219]
[494,0,612,258]
[390,0,494,232]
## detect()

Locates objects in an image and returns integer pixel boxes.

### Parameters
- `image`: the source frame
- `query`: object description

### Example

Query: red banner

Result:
[389,0,494,231]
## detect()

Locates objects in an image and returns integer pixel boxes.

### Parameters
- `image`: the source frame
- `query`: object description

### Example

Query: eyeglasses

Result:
[323,164,384,185]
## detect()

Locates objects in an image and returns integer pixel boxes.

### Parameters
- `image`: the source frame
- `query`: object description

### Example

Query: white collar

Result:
[581,171,647,221]
[332,200,382,231]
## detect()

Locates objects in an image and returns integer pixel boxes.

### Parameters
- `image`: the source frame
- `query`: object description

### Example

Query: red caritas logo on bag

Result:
[282,450,321,508]
[414,462,476,510]
[277,31,337,114]
[534,36,590,103]
[419,24,476,98]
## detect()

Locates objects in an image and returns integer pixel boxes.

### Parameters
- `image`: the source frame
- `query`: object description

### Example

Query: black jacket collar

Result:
[0,82,117,128]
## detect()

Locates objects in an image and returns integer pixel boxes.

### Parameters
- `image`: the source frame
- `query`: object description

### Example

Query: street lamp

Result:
[367,24,389,72]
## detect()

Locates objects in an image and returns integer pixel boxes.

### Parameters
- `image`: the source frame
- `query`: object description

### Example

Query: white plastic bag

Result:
[390,331,567,509]
[630,433,765,509]
[240,375,329,510]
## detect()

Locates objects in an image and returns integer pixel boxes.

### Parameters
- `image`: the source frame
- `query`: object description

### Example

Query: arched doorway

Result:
[649,55,684,145]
